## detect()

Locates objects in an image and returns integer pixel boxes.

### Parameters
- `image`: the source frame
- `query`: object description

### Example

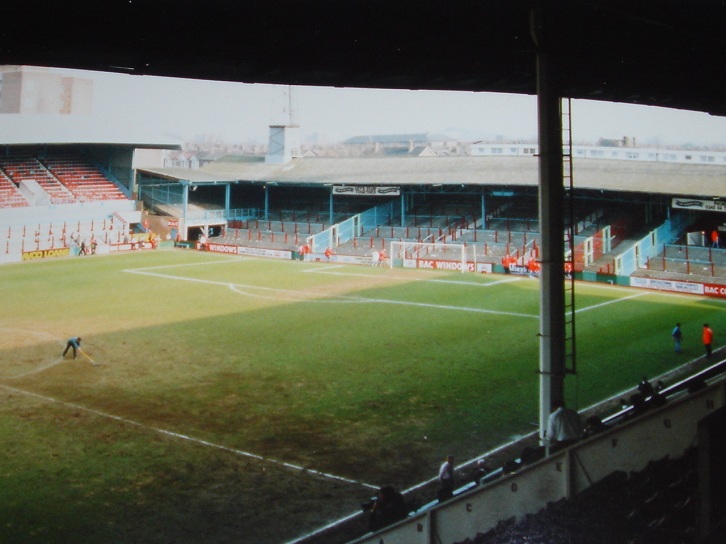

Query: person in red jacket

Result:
[703,323,714,358]
[527,258,540,278]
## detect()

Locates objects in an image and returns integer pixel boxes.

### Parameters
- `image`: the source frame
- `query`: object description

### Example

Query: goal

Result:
[389,240,479,273]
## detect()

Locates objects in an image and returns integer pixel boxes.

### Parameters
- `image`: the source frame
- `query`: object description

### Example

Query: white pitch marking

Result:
[570,292,647,315]
[577,280,726,305]
[0,383,379,491]
[305,266,525,288]
[0,328,76,379]
[429,276,524,287]
[6,358,67,379]
[303,264,347,273]
[228,284,365,304]
[125,257,251,272]
[127,267,539,318]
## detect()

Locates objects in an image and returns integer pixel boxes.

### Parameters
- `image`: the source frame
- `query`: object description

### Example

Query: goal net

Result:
[389,240,482,273]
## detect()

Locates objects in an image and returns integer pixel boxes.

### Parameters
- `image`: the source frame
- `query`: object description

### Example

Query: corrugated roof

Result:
[144,156,726,198]
[139,167,238,183]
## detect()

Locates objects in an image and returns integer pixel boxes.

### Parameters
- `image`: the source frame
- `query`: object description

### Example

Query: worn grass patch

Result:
[1,249,723,543]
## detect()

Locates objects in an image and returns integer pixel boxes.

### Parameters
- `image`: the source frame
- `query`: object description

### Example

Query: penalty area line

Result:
[305,266,525,288]
[128,267,537,317]
[571,292,647,315]
[0,383,379,491]
[123,255,258,273]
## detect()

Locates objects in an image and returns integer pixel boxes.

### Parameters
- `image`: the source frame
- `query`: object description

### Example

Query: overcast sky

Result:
[61,67,726,147]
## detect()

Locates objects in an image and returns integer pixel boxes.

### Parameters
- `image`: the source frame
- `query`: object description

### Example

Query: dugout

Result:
[135,168,238,243]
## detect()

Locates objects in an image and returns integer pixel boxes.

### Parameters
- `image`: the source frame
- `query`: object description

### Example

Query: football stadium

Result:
[2,3,726,544]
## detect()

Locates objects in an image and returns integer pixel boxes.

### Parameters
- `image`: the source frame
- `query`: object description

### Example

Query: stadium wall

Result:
[0,200,137,228]
[349,379,726,544]
[0,200,140,264]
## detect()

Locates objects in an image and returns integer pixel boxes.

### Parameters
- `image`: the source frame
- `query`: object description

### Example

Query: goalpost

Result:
[389,240,477,273]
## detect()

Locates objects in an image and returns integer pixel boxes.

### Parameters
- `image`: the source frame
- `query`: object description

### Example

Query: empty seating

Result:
[0,151,128,206]
[0,170,29,208]
[41,153,127,202]
[0,155,75,204]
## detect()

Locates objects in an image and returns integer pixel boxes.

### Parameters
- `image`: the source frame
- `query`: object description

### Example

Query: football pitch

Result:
[1,249,723,543]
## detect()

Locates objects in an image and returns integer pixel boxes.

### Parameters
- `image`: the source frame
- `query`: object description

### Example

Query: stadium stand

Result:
[3,4,725,543]
[0,154,75,205]
[0,150,129,206]
[457,450,699,544]
[40,152,128,202]
[344,362,726,544]
[0,169,29,207]
[0,146,143,263]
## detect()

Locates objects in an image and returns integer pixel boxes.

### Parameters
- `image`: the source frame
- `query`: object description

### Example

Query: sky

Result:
[55,67,726,148]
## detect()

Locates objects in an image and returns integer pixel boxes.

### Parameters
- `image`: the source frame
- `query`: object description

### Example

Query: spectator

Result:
[711,229,720,248]
[438,454,455,501]
[672,322,682,353]
[364,486,407,532]
[545,400,583,452]
[473,458,491,484]
[62,336,82,359]
[637,376,655,398]
[527,257,540,278]
[584,415,608,436]
[564,260,573,279]
[703,323,714,358]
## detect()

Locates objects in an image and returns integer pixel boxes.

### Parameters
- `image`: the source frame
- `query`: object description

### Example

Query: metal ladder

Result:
[562,98,577,376]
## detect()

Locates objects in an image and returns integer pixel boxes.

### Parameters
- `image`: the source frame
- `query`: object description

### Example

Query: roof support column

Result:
[532,6,566,443]
[264,184,270,221]
[329,189,334,225]
[181,180,189,240]
[480,189,487,230]
[400,192,406,227]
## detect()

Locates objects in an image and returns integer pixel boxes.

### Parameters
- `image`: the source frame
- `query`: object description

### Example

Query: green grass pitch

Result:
[0,249,723,543]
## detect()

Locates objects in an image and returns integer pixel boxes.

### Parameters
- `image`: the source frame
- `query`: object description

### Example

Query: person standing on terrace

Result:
[703,323,714,358]
[672,322,683,353]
